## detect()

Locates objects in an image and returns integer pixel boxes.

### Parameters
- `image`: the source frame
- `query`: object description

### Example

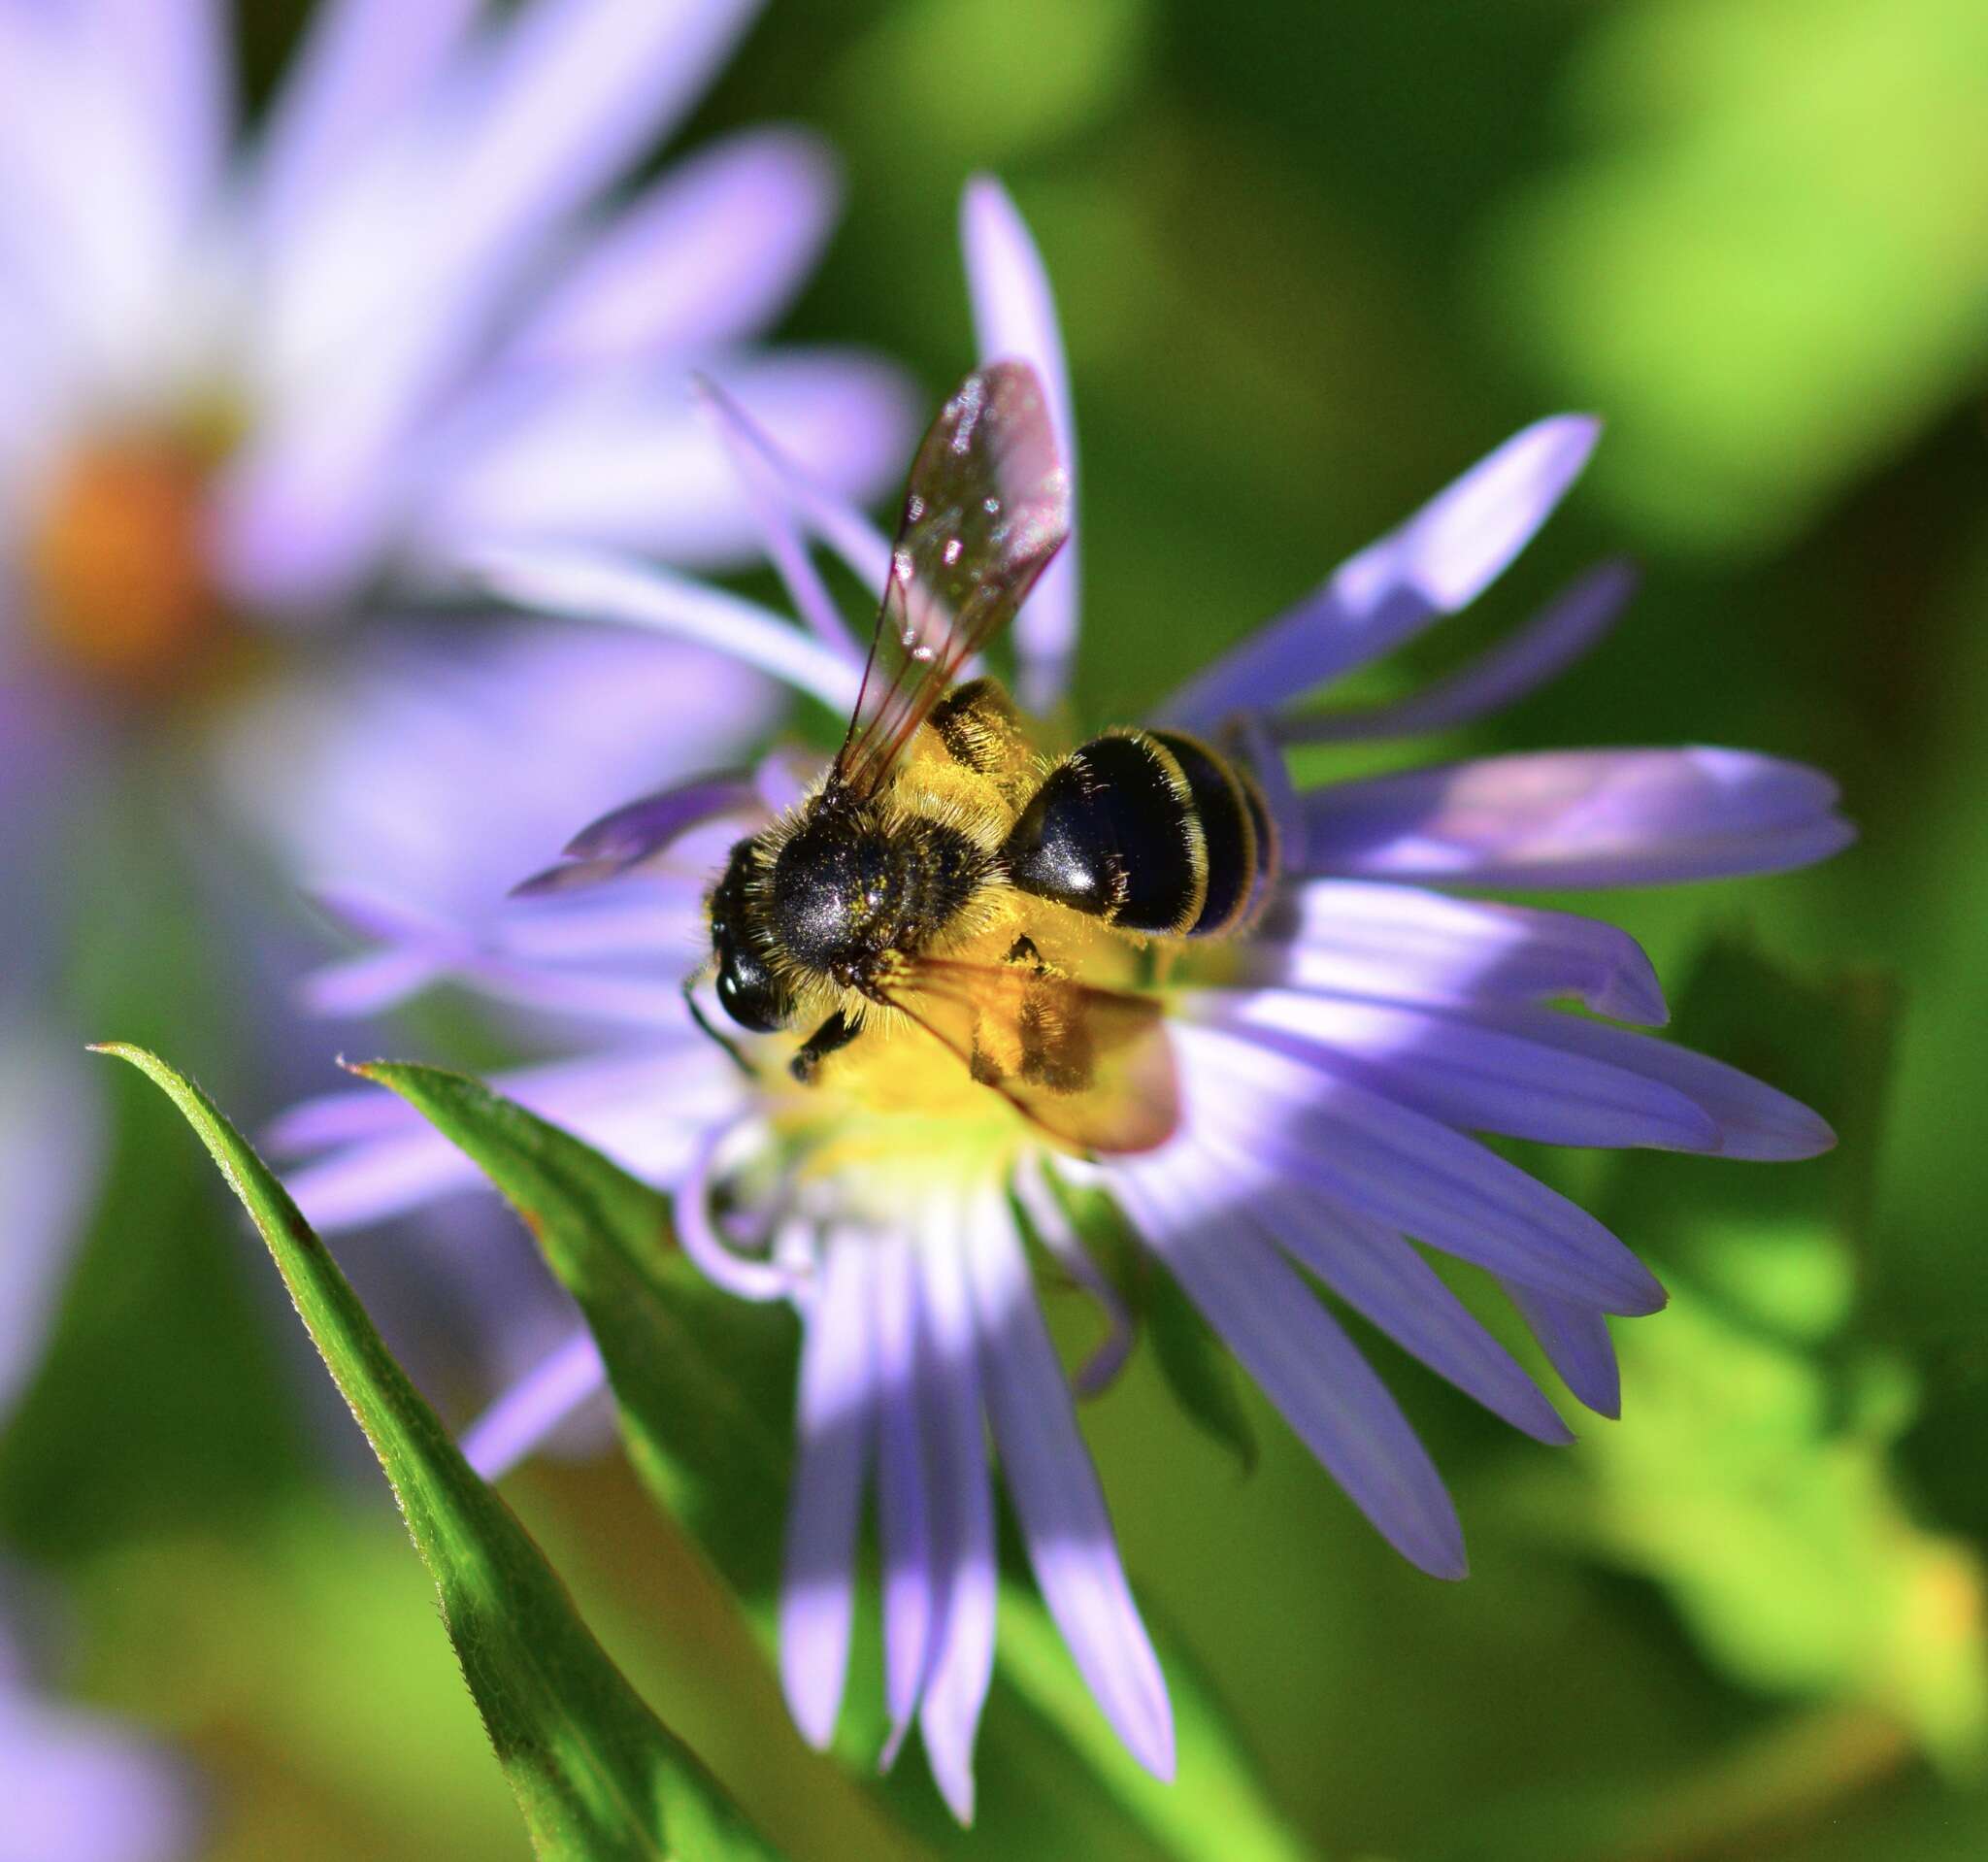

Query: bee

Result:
[699,361,1277,1155]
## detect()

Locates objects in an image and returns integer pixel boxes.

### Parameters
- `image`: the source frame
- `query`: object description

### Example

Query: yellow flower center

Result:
[24,429,231,696]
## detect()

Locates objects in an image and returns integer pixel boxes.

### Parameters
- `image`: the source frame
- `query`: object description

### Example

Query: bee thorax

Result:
[770,807,988,980]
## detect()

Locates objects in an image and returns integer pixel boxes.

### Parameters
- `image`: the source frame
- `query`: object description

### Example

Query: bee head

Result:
[709,835,793,1033]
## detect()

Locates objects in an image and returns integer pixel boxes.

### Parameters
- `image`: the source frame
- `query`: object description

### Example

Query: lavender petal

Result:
[563,773,760,863]
[86,0,230,244]
[965,1197,1174,1779]
[1175,1024,1669,1315]
[1236,879,1668,1025]
[1155,416,1600,732]
[1200,989,1721,1152]
[0,1687,198,1862]
[0,1028,106,1421]
[410,351,916,576]
[248,0,479,240]
[694,373,863,656]
[871,1234,935,1766]
[460,1326,609,1480]
[282,1045,739,1232]
[1012,1153,1134,1397]
[913,1201,998,1824]
[1502,1281,1622,1419]
[961,175,1080,713]
[1297,747,1855,888]
[1253,1188,1573,1446]
[509,125,840,366]
[466,544,864,710]
[1446,1005,1837,1162]
[779,1230,876,1750]
[1279,558,1636,744]
[1114,1159,1467,1579]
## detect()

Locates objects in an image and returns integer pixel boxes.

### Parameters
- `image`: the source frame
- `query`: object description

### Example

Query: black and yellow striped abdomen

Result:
[1000,727,1277,939]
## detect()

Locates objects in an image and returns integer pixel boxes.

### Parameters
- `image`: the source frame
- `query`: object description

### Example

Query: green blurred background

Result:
[10,0,1988,1855]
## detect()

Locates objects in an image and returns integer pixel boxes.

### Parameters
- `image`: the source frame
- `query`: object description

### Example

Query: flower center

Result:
[24,430,228,695]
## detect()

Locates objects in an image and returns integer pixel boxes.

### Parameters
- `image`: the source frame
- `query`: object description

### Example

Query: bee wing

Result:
[875,956,1178,1155]
[833,363,1070,801]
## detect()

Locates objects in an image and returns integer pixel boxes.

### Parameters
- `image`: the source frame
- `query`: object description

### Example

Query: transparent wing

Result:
[875,956,1178,1155]
[832,362,1070,800]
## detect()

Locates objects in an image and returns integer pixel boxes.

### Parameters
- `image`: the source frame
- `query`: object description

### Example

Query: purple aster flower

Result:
[0,0,913,1320]
[281,177,1851,1817]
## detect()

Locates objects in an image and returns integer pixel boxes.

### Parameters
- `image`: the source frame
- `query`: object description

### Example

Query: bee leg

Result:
[682,973,758,1080]
[790,1009,863,1085]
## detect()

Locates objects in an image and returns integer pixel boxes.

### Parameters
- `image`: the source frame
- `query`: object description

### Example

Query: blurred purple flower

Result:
[0,1049,195,1862]
[0,0,914,1381]
[0,1669,194,1862]
[280,177,1852,1815]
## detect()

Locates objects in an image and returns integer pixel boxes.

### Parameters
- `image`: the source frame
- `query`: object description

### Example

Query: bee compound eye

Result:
[714,954,789,1034]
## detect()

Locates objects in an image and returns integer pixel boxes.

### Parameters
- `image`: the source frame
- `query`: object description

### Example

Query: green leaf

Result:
[350,1060,797,1599]
[998,1585,1311,1862]
[1143,1270,1261,1479]
[1540,937,1987,1773]
[357,1061,1309,1858]
[96,1045,783,1862]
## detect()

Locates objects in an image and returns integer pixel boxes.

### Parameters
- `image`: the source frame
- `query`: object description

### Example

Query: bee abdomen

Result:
[1002,729,1276,938]
[1148,729,1277,935]
[1002,731,1208,934]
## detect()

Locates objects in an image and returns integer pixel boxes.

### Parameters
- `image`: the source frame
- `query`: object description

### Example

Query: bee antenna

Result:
[681,973,757,1081]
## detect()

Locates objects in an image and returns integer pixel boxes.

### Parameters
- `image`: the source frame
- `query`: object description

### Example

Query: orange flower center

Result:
[25,433,227,694]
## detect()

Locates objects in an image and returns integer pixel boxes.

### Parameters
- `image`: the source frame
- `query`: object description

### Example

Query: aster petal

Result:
[1296,747,1855,888]
[1280,559,1637,744]
[0,1026,106,1420]
[694,374,861,656]
[961,176,1080,712]
[513,774,765,899]
[1013,1152,1134,1396]
[85,0,229,244]
[0,6,211,373]
[965,1196,1174,1780]
[780,1230,875,1749]
[249,0,479,238]
[872,1233,936,1767]
[511,127,842,366]
[561,776,763,866]
[1200,990,1721,1152]
[1177,1024,1669,1315]
[1252,1188,1573,1446]
[1113,1158,1467,1579]
[1502,1281,1622,1420]
[913,1203,998,1823]
[460,1326,609,1480]
[1237,880,1669,1024]
[466,544,863,710]
[1156,416,1600,732]
[281,1046,740,1232]
[676,1115,796,1303]
[411,351,916,576]
[1442,1005,1837,1162]
[218,619,776,925]
[0,1689,196,1862]
[657,374,895,595]
[440,0,762,289]
[224,0,777,606]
